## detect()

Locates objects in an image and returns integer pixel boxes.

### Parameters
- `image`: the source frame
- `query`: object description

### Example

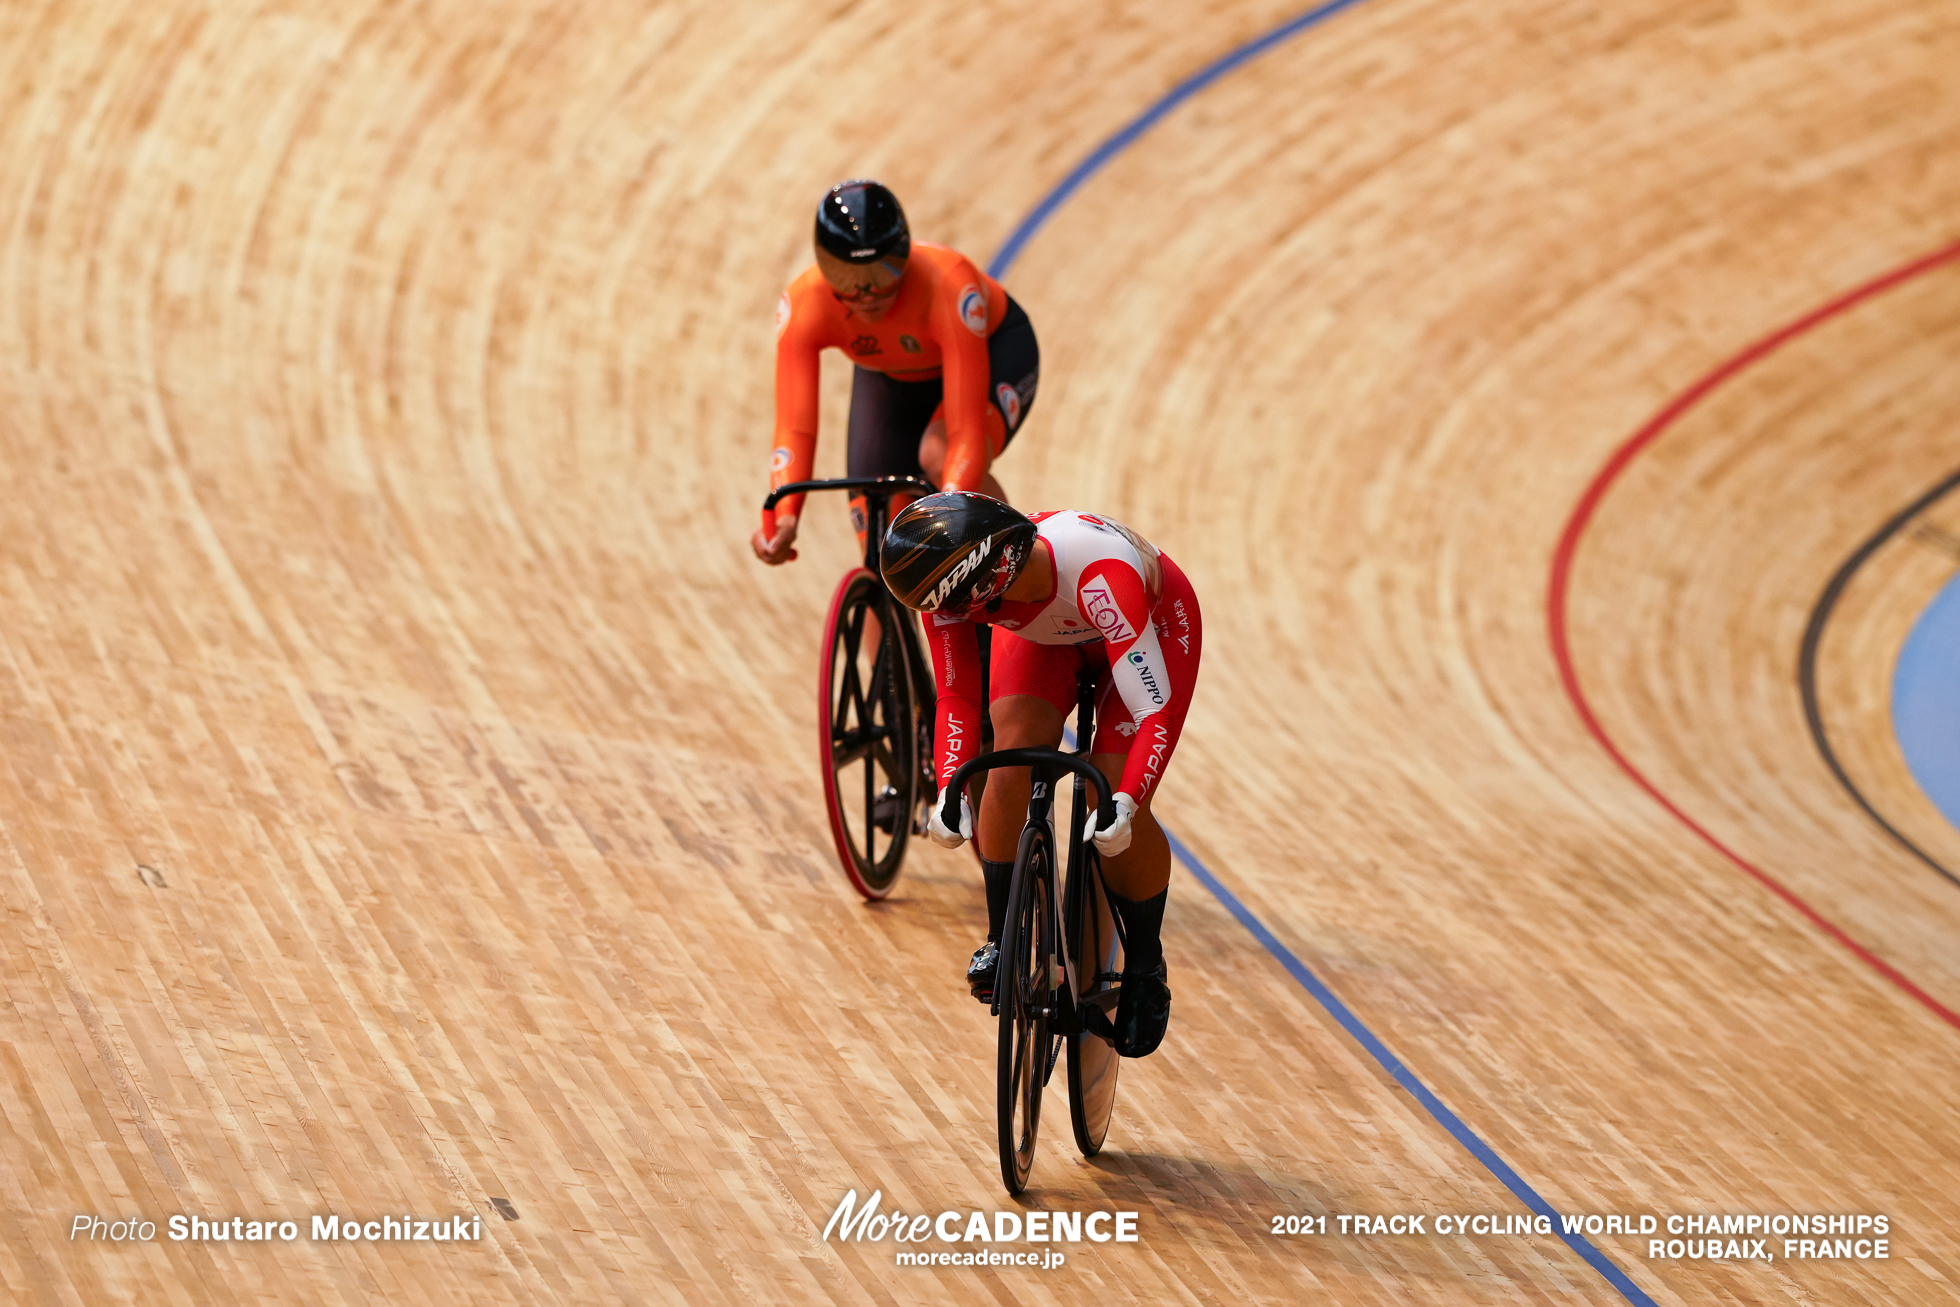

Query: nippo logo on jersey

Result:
[776,291,792,338]
[925,536,993,611]
[995,382,1023,430]
[1080,583,1136,643]
[958,285,988,336]
[1127,650,1166,706]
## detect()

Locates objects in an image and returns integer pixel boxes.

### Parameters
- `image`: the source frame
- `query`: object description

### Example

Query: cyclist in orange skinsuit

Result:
[751,180,1039,564]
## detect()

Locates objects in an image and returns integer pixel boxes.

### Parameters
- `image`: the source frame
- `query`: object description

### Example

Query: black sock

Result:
[982,859,1014,941]
[1108,889,1167,972]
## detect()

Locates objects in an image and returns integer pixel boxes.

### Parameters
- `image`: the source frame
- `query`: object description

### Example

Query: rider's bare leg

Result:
[976,694,1064,860]
[977,700,1171,898]
[1091,754,1172,1057]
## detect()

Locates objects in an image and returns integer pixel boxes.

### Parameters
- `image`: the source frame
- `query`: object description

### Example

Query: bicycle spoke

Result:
[834,653,866,736]
[862,733,878,862]
[832,738,873,768]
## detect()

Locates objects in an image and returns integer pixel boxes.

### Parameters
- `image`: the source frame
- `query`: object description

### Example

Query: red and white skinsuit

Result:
[924,511,1203,808]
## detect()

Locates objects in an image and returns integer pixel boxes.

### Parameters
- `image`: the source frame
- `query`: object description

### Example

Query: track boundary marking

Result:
[1799,464,1960,887]
[1166,831,1663,1305]
[1546,237,1960,1031]
[987,0,1370,281]
[1011,9,1661,1302]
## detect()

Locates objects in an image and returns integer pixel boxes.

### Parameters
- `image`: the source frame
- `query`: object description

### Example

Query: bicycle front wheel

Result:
[817,569,915,899]
[997,825,1055,1194]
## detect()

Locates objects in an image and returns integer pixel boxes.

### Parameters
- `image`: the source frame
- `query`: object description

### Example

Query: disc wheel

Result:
[998,828,1055,1194]
[817,569,914,899]
[1067,849,1123,1156]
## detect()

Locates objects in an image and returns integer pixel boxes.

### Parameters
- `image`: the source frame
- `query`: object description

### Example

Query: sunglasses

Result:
[818,250,907,305]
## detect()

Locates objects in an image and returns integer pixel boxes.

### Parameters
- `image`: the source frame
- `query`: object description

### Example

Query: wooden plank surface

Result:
[3,0,1958,1302]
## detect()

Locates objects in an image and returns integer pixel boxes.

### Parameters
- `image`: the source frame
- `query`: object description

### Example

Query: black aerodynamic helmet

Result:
[881,492,1037,617]
[815,180,910,265]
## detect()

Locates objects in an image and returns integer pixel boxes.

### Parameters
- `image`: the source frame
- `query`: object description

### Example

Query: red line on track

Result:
[1547,236,1960,1031]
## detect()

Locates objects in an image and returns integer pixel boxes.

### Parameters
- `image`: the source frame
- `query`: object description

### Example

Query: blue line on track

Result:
[1168,834,1661,1306]
[1015,9,1660,1303]
[988,0,1372,281]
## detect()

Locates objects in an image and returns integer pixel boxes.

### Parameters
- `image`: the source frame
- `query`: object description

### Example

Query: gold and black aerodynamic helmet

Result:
[881,492,1037,617]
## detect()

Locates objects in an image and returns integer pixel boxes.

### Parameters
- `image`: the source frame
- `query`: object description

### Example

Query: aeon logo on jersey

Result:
[926,537,992,611]
[1080,584,1135,644]
[1127,651,1166,706]
[995,382,1022,431]
[959,286,988,336]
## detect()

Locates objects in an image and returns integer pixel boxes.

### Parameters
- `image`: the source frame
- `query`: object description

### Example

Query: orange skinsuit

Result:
[769,243,1009,520]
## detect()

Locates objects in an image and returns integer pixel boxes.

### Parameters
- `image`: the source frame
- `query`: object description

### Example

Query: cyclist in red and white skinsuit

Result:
[880,493,1201,1057]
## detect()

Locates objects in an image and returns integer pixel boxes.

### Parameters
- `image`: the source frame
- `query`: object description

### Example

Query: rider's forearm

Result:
[1103,610,1179,804]
[936,326,992,493]
[767,426,817,519]
[925,616,987,786]
[938,429,992,494]
[770,332,822,517]
[1116,710,1180,807]
[936,691,984,790]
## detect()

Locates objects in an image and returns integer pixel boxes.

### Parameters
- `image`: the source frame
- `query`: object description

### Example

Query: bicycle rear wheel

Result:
[817,569,914,898]
[1067,847,1123,1156]
[997,826,1055,1194]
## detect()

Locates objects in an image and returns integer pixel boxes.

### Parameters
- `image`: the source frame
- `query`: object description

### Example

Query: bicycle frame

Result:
[944,670,1125,1191]
[940,682,1118,1032]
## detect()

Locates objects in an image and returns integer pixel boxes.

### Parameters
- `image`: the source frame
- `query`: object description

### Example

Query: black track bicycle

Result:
[763,476,944,898]
[939,669,1126,1193]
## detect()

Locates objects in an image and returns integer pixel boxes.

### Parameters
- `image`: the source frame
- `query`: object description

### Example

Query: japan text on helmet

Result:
[881,492,1036,617]
[815,180,910,265]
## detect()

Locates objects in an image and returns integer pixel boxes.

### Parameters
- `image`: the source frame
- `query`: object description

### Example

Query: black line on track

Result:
[1798,464,1960,888]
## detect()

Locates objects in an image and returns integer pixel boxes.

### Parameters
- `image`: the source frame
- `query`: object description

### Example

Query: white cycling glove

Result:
[1090,792,1139,856]
[929,792,974,849]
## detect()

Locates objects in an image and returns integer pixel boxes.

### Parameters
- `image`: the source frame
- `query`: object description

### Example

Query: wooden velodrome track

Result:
[5,0,1960,1302]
